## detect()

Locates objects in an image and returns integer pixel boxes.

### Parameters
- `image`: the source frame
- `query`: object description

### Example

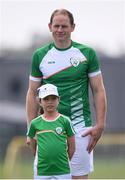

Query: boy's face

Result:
[39,95,59,113]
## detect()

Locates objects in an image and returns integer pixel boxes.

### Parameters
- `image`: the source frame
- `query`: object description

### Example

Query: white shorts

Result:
[34,173,71,179]
[70,127,94,176]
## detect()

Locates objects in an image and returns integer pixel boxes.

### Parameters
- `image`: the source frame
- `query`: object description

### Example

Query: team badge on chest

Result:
[70,57,87,67]
[70,57,80,67]
[56,127,62,134]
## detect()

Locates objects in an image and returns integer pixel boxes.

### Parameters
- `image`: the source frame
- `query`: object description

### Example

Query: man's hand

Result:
[82,125,104,153]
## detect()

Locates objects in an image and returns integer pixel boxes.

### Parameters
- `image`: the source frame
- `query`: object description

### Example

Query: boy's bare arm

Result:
[28,138,37,156]
[67,136,75,160]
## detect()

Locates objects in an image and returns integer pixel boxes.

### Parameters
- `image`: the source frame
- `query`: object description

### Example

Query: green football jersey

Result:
[27,114,75,176]
[30,41,101,128]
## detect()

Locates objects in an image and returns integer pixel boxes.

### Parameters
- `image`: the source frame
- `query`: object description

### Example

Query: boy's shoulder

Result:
[31,115,42,124]
[59,114,71,122]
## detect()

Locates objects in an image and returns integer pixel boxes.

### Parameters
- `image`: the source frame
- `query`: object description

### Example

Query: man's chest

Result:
[39,48,88,79]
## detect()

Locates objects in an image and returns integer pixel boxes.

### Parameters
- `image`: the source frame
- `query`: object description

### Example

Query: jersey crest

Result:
[56,127,63,134]
[70,57,87,67]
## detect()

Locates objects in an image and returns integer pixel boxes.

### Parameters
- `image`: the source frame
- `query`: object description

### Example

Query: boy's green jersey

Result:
[30,41,101,128]
[27,114,75,176]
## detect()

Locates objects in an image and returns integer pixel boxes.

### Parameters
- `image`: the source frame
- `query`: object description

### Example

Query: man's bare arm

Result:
[82,74,107,153]
[26,79,41,127]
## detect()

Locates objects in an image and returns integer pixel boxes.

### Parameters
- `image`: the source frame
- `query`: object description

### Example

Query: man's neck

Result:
[54,39,72,49]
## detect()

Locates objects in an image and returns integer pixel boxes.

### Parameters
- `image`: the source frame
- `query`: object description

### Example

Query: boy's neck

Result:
[43,111,59,120]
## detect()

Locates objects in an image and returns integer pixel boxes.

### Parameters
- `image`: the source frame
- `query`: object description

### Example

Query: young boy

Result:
[27,83,75,179]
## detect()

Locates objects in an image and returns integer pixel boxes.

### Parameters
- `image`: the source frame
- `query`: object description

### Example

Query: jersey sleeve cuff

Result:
[88,70,101,77]
[29,75,42,82]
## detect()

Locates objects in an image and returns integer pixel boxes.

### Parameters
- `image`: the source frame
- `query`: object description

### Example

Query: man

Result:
[26,9,107,179]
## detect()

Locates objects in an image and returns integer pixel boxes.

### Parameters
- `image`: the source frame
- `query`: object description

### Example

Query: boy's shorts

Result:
[34,154,71,179]
[34,173,71,179]
[70,127,94,176]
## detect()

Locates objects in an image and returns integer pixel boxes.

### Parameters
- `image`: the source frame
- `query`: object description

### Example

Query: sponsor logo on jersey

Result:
[48,60,55,64]
[70,57,87,67]
[56,127,62,134]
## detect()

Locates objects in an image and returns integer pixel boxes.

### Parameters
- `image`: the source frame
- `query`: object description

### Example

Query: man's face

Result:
[48,14,75,43]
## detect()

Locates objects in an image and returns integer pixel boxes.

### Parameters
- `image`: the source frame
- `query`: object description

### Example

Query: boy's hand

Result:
[26,136,31,146]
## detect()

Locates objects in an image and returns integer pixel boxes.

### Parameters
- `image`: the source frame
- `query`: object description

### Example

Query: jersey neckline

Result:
[41,113,61,122]
[52,41,73,51]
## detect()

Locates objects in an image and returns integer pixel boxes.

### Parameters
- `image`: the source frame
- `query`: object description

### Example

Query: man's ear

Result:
[48,23,52,32]
[71,23,75,32]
